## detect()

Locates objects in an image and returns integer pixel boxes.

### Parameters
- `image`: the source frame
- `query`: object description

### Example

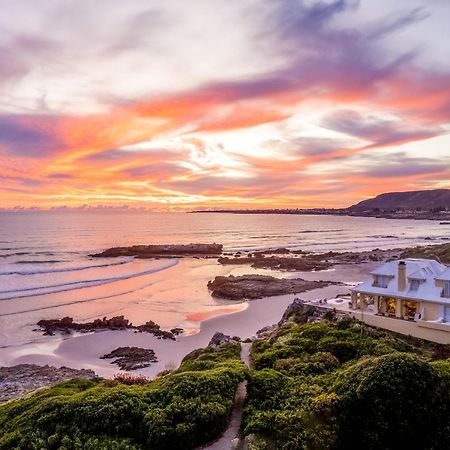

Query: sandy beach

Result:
[0,257,369,378]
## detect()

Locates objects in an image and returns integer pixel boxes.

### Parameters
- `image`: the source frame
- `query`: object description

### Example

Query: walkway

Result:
[201,343,251,450]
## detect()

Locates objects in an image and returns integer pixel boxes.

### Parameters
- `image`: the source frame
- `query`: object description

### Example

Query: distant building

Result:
[351,258,450,331]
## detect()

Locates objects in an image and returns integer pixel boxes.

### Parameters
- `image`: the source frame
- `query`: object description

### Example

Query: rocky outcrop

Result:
[400,242,450,264]
[207,275,334,300]
[278,298,318,325]
[208,332,232,347]
[36,316,181,340]
[217,247,399,272]
[91,243,223,258]
[218,254,332,271]
[100,347,157,371]
[0,364,97,403]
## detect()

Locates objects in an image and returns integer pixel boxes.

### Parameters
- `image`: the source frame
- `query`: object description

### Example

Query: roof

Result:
[354,258,449,304]
[436,267,450,282]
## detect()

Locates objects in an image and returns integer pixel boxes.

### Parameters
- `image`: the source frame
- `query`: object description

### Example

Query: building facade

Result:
[351,258,450,331]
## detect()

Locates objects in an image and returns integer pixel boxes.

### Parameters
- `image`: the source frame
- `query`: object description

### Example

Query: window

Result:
[410,279,420,291]
[444,281,450,298]
[373,275,389,288]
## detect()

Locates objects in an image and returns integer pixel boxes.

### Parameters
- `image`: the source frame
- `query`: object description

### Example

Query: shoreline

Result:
[1,239,449,391]
[192,210,450,221]
[0,284,351,379]
[0,261,368,379]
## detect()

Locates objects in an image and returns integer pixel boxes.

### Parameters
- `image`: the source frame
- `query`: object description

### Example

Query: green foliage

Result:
[244,319,450,450]
[0,343,247,450]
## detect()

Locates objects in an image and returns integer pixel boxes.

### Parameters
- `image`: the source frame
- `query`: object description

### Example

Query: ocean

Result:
[0,211,448,350]
[0,211,448,302]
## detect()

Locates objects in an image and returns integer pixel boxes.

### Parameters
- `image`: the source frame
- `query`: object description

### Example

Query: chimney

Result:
[398,261,406,291]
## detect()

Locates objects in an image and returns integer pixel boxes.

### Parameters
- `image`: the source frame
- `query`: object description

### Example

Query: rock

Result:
[256,325,276,338]
[278,298,348,327]
[170,327,184,336]
[100,347,157,371]
[278,298,317,325]
[0,364,97,403]
[36,316,181,340]
[218,254,332,271]
[208,332,231,347]
[207,275,334,300]
[91,243,223,258]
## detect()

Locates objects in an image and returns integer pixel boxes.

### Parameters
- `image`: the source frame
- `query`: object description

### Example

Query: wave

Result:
[0,259,178,301]
[0,285,147,317]
[0,257,133,276]
[298,229,345,234]
[0,251,57,258]
[14,260,68,264]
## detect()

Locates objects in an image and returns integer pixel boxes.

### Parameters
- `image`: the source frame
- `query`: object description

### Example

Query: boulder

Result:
[101,347,157,371]
[208,332,231,347]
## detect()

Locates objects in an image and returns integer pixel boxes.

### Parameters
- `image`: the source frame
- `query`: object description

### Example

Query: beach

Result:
[1,211,449,379]
[0,258,371,378]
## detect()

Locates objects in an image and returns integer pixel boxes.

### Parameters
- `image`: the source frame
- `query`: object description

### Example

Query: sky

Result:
[0,0,450,210]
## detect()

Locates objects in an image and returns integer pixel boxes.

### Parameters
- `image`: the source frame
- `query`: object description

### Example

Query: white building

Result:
[351,258,450,331]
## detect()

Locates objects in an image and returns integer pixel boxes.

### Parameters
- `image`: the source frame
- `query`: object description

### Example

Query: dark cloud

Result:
[322,110,442,146]
[364,163,447,179]
[47,173,73,179]
[0,114,64,157]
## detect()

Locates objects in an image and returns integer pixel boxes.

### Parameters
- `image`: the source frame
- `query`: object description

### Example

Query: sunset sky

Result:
[1,0,449,209]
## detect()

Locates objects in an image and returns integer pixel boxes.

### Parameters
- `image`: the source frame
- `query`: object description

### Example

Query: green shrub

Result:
[244,319,450,450]
[0,343,247,450]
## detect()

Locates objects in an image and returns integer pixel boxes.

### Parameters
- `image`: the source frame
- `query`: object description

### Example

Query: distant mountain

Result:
[350,189,450,211]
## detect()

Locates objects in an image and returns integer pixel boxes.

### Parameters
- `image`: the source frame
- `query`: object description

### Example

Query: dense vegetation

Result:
[0,343,247,450]
[243,316,450,450]
[3,306,450,450]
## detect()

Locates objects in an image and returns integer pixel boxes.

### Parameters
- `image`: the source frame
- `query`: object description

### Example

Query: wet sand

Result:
[0,258,379,378]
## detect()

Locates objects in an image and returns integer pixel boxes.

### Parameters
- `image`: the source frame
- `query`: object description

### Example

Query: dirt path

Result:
[201,343,251,450]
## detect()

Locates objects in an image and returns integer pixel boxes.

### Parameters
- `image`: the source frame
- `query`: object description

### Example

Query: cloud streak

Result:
[0,0,449,208]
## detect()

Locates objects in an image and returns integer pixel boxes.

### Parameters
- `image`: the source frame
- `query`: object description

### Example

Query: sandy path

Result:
[201,343,251,450]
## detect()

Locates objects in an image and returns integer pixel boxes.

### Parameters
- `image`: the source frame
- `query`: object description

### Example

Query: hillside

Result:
[350,189,450,211]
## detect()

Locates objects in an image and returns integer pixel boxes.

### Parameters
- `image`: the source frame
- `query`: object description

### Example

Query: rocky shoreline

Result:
[218,243,450,270]
[0,365,97,403]
[91,243,223,258]
[36,316,183,340]
[207,274,337,300]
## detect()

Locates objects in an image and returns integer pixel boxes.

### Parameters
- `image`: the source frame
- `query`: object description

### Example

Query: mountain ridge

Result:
[350,189,450,211]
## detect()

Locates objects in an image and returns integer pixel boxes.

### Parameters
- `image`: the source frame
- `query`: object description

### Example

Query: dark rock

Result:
[207,275,334,300]
[256,325,276,338]
[101,347,157,371]
[91,243,223,258]
[170,328,184,336]
[208,332,231,347]
[218,254,332,271]
[278,298,317,325]
[36,316,178,340]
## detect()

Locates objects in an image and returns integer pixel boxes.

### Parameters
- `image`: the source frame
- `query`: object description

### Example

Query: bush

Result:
[333,353,449,450]
[244,319,450,450]
[0,343,247,450]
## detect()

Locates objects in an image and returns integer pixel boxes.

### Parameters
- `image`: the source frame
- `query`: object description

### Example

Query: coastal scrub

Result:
[0,343,247,450]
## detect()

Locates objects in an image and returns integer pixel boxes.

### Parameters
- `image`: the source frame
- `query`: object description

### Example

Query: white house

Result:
[351,258,450,331]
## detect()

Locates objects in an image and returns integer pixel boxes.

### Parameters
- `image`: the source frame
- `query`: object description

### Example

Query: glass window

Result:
[377,275,389,288]
[410,279,420,291]
[444,281,450,298]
